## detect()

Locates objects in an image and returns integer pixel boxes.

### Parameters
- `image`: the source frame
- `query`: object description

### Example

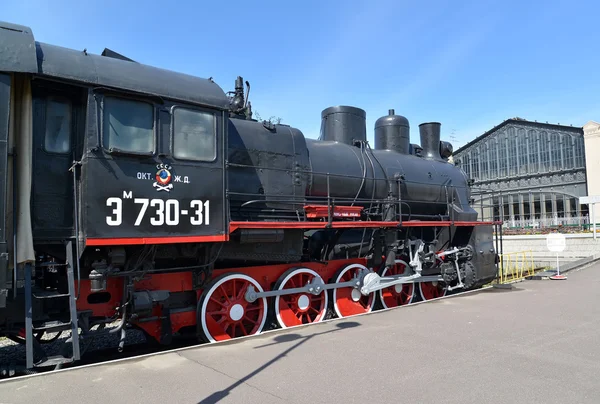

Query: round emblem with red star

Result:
[155,167,172,186]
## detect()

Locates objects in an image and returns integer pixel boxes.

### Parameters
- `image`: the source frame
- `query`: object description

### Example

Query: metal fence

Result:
[496,250,536,283]
[501,214,590,229]
[470,189,594,232]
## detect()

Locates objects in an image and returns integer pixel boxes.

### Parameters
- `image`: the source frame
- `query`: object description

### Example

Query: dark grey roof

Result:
[0,20,229,110]
[453,117,583,155]
[0,21,38,73]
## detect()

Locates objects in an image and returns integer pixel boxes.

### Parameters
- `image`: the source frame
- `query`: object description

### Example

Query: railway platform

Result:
[1,263,600,404]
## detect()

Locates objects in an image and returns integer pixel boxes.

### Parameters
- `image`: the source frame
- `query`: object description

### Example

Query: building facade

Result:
[453,118,587,228]
[583,120,600,225]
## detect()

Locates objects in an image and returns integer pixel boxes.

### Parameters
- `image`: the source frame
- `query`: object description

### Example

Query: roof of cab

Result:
[0,20,230,110]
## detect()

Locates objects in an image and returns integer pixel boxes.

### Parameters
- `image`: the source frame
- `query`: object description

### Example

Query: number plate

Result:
[106,193,210,227]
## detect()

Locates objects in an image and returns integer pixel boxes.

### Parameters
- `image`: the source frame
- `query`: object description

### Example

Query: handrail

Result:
[226,162,501,225]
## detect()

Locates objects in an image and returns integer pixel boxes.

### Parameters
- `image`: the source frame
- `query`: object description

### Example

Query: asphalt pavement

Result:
[1,263,599,404]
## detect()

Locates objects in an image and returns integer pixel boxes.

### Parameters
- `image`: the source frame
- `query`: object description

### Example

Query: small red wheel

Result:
[274,267,328,328]
[198,273,268,343]
[418,281,447,301]
[378,260,415,309]
[332,263,375,318]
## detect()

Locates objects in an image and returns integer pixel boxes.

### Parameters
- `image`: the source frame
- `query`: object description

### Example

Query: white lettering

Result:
[136,172,152,180]
[150,199,165,226]
[105,198,209,227]
[174,175,182,183]
[134,198,149,226]
[204,200,210,225]
[190,200,203,225]
[106,197,122,226]
[183,176,190,184]
[165,199,179,225]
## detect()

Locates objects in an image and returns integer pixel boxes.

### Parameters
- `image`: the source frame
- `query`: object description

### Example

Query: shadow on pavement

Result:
[197,321,360,404]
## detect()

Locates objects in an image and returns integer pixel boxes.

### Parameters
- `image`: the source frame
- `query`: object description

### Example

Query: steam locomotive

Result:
[0,21,499,370]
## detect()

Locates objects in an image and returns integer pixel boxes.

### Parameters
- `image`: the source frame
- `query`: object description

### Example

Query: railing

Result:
[500,215,591,228]
[226,161,492,226]
[497,250,536,283]
[470,188,594,231]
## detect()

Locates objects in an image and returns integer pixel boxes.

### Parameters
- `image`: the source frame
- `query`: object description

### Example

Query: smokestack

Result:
[418,122,442,161]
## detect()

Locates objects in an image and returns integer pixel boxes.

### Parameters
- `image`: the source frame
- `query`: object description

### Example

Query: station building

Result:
[452,118,600,228]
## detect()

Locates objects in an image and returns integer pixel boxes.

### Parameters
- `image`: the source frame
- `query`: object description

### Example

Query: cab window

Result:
[44,97,71,153]
[172,107,216,161]
[103,96,154,154]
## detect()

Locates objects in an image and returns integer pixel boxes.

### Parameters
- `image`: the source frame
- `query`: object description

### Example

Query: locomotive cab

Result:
[0,21,232,310]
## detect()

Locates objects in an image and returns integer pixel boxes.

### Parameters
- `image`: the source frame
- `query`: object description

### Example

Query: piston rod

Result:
[244,271,449,303]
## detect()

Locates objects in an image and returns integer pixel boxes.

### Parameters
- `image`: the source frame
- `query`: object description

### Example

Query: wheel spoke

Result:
[219,285,231,303]
[419,281,447,301]
[209,296,227,308]
[379,260,415,309]
[333,263,375,318]
[199,273,267,343]
[273,268,328,329]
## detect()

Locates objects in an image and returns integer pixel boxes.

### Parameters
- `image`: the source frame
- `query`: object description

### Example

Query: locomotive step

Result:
[33,355,74,368]
[36,262,68,267]
[32,290,70,299]
[32,320,74,333]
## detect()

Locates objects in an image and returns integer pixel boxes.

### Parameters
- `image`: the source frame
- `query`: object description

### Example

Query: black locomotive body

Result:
[0,21,500,371]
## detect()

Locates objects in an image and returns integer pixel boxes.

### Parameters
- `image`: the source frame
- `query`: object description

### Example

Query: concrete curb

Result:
[526,252,600,280]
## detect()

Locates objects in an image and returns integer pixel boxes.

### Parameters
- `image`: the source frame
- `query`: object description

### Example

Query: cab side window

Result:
[103,96,154,154]
[44,96,72,154]
[172,107,216,161]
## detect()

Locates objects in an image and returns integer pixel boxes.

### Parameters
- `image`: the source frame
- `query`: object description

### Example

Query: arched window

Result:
[527,129,538,173]
[574,136,585,168]
[498,131,508,177]
[488,138,498,179]
[463,153,471,178]
[518,128,527,175]
[539,131,549,172]
[472,146,480,179]
[563,134,574,169]
[549,132,561,171]
[508,127,518,176]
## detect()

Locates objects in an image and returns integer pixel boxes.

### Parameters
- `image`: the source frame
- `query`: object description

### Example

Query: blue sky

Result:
[4,0,598,149]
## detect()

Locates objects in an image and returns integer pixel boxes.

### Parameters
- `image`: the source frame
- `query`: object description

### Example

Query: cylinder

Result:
[419,122,442,161]
[320,106,366,146]
[374,109,410,154]
[89,269,107,293]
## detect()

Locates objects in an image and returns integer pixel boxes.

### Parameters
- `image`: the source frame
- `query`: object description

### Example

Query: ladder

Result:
[24,240,80,369]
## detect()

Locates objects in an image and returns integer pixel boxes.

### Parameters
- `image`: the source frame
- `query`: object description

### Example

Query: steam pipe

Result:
[12,149,17,299]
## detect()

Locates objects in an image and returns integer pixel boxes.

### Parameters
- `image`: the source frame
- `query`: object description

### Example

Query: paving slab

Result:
[1,264,600,404]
